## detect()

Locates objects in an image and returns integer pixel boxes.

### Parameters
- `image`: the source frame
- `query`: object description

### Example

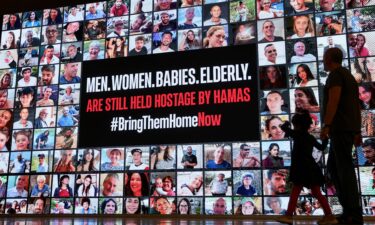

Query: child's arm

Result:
[313,137,328,151]
[155,187,168,196]
[280,121,294,138]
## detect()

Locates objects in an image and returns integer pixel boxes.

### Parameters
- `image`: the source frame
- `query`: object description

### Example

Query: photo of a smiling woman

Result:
[124,197,148,214]
[125,172,149,197]
[289,63,318,88]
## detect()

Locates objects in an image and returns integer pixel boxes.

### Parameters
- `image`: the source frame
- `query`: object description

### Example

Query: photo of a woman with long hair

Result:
[125,172,149,196]
[150,145,175,169]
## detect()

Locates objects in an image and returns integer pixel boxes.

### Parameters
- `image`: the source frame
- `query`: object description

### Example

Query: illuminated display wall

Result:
[0,0,375,217]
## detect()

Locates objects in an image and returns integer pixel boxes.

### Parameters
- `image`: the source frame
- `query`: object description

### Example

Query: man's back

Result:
[324,66,361,132]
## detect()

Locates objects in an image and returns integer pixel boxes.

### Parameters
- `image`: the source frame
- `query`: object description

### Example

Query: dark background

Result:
[0,0,100,16]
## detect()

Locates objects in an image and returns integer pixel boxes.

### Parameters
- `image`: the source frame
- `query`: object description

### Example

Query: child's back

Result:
[281,123,327,187]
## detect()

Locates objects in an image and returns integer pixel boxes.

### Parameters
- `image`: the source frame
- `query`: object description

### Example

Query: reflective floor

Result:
[0,217,374,225]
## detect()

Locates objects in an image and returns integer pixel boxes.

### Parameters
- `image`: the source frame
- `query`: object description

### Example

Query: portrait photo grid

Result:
[0,0,375,217]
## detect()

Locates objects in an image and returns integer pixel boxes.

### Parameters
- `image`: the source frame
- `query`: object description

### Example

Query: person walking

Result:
[321,47,363,224]
[276,110,336,225]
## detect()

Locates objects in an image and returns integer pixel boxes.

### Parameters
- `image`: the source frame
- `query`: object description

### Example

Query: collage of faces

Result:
[0,0,375,217]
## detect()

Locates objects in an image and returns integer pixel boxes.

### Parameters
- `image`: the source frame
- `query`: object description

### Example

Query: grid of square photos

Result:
[0,0,374,217]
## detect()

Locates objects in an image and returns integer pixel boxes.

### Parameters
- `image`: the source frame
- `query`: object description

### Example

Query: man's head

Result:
[348,34,357,48]
[161,31,172,47]
[266,91,284,113]
[38,153,45,164]
[239,143,250,158]
[186,146,193,155]
[45,25,58,44]
[131,148,142,165]
[16,175,28,190]
[264,44,277,63]
[114,19,124,31]
[102,173,120,196]
[21,67,32,81]
[38,108,48,120]
[45,45,54,59]
[70,6,77,15]
[33,198,45,214]
[41,65,55,85]
[327,36,333,45]
[61,149,73,163]
[267,169,287,194]
[64,62,79,78]
[214,145,225,163]
[294,41,306,56]
[88,4,97,14]
[213,198,226,215]
[67,44,78,58]
[160,12,170,25]
[115,0,123,7]
[362,138,375,163]
[64,128,73,137]
[217,173,225,181]
[262,20,275,38]
[25,30,34,43]
[185,7,195,21]
[323,47,343,71]
[134,36,145,51]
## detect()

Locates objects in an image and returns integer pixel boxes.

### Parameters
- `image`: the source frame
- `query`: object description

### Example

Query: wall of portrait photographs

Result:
[0,0,375,217]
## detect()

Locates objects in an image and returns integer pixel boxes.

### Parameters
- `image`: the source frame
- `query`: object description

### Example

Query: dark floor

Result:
[0,217,374,225]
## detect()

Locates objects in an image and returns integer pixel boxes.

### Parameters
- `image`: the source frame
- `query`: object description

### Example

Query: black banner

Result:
[79,44,259,147]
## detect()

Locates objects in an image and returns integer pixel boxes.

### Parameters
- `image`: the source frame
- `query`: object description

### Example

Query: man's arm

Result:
[185,161,197,167]
[321,86,341,139]
[189,155,198,167]
[233,156,242,167]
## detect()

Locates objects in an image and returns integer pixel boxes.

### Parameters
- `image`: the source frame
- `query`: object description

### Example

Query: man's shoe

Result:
[317,215,339,225]
[335,213,363,225]
[337,217,364,225]
[275,215,293,225]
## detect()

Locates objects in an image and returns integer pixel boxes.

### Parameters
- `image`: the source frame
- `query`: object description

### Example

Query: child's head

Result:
[291,109,312,131]
[293,15,313,36]
[13,129,31,150]
[155,177,163,187]
[0,128,10,149]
